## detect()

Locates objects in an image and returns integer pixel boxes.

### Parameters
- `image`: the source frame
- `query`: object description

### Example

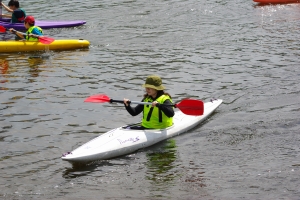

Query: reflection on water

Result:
[0,59,9,85]
[27,55,51,78]
[0,54,52,85]
[0,59,9,74]
[145,139,178,188]
[145,139,208,194]
[62,157,135,179]
[62,162,102,179]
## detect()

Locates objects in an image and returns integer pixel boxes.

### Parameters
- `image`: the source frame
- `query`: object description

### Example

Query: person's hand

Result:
[9,28,16,33]
[152,101,158,107]
[124,98,130,106]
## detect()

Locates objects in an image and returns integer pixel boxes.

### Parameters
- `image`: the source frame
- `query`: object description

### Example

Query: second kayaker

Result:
[9,15,43,41]
[0,0,26,23]
[124,75,175,129]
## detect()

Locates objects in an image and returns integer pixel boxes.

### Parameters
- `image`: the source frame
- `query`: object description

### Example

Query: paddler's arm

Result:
[1,13,12,18]
[1,2,13,13]
[124,98,144,116]
[9,28,25,39]
[155,99,175,117]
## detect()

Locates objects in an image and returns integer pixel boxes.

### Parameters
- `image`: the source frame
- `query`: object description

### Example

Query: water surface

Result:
[0,0,299,199]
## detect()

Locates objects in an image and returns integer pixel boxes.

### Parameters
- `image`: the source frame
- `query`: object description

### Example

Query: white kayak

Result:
[61,99,223,164]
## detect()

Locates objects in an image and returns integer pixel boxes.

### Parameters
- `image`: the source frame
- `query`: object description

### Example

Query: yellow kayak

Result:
[0,39,90,53]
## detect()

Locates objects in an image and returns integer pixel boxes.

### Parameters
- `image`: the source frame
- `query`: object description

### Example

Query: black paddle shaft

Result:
[109,99,176,107]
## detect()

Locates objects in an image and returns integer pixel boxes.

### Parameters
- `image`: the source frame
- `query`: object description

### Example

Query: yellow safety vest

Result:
[142,95,173,129]
[26,26,43,41]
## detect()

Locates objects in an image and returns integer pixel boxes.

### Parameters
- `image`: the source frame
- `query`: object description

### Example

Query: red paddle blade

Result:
[84,94,111,103]
[38,36,55,44]
[175,99,204,116]
[0,26,6,33]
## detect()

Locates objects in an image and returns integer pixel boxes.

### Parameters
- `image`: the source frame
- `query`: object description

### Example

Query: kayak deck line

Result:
[62,99,223,164]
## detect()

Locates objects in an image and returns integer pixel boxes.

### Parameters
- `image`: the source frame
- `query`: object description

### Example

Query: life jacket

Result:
[26,26,43,41]
[142,95,173,129]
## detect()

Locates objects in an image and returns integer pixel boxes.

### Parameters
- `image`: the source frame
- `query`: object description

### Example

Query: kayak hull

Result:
[0,19,86,30]
[61,99,223,164]
[253,0,300,3]
[0,39,90,53]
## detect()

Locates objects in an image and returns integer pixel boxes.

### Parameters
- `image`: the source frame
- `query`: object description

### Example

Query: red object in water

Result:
[253,0,300,3]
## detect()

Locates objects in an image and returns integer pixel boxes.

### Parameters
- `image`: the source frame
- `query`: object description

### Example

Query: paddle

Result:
[84,94,204,116]
[0,25,55,44]
[0,25,5,33]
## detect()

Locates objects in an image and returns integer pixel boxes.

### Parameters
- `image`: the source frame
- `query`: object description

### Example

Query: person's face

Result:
[24,21,30,29]
[9,5,16,10]
[146,87,157,98]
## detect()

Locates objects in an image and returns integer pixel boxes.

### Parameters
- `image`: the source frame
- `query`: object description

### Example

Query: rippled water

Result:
[1,0,300,199]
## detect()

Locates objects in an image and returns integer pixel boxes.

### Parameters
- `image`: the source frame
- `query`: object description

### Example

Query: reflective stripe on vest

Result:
[142,95,173,129]
[26,26,43,41]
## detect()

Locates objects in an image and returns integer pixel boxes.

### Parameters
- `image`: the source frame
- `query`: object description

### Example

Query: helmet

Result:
[24,16,35,24]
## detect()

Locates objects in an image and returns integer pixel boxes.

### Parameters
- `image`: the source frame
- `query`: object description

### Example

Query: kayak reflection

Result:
[145,139,178,186]
[0,59,9,75]
[0,58,9,84]
[27,55,50,78]
[0,54,51,79]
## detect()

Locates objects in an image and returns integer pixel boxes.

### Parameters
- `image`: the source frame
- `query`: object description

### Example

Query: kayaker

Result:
[9,15,43,41]
[0,0,26,23]
[124,75,175,129]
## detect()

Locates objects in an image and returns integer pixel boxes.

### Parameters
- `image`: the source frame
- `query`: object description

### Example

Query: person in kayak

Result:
[0,0,26,23]
[9,15,43,41]
[124,75,175,130]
